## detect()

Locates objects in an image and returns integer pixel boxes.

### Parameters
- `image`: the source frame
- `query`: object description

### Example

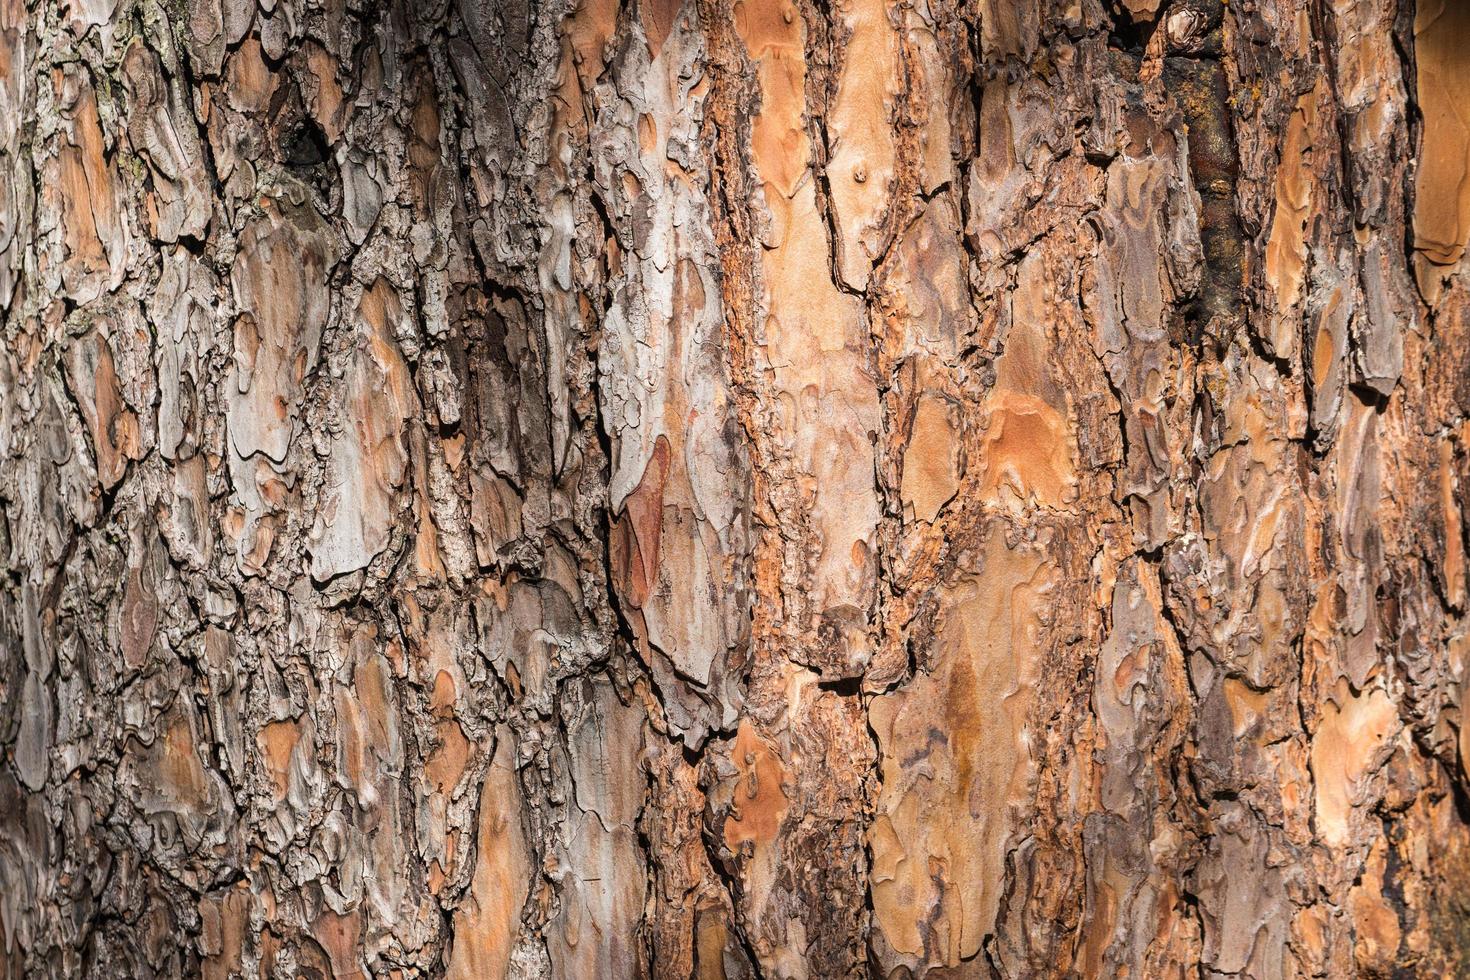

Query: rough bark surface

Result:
[2,0,1470,977]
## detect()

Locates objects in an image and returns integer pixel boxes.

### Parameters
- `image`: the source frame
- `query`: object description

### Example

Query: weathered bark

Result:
[2,0,1470,976]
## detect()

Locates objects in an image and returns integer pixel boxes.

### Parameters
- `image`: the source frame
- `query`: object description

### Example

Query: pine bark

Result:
[2,0,1470,977]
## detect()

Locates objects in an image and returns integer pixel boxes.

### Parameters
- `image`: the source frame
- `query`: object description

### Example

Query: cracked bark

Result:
[3,0,1470,977]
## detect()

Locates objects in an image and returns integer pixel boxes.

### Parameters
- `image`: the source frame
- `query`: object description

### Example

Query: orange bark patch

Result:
[426,719,470,796]
[614,435,670,608]
[1413,0,1470,301]
[52,78,121,299]
[1223,679,1269,740]
[901,394,959,523]
[152,711,209,811]
[641,0,683,57]
[1264,82,1320,318]
[735,0,809,197]
[119,566,157,669]
[551,0,618,151]
[337,648,395,793]
[57,145,105,279]
[869,534,1054,968]
[66,329,142,491]
[825,0,899,288]
[721,719,789,854]
[446,733,532,980]
[1311,685,1398,847]
[224,37,276,113]
[258,720,301,799]
[307,277,415,581]
[1440,435,1466,609]
[1311,304,1338,392]
[977,392,1075,510]
[199,884,251,980]
[312,909,364,979]
[304,42,345,142]
[1349,838,1403,973]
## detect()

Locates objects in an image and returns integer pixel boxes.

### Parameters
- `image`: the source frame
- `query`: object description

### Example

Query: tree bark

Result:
[2,0,1470,976]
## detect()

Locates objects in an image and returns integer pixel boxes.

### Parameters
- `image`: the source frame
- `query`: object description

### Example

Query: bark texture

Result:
[2,0,1470,977]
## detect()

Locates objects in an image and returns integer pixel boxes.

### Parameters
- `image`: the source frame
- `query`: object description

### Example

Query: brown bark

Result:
[2,0,1469,977]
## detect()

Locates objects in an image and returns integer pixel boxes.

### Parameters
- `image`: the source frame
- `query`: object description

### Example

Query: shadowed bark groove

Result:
[2,0,1470,977]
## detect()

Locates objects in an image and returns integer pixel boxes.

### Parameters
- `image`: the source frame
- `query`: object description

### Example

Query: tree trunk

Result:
[3,0,1470,976]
